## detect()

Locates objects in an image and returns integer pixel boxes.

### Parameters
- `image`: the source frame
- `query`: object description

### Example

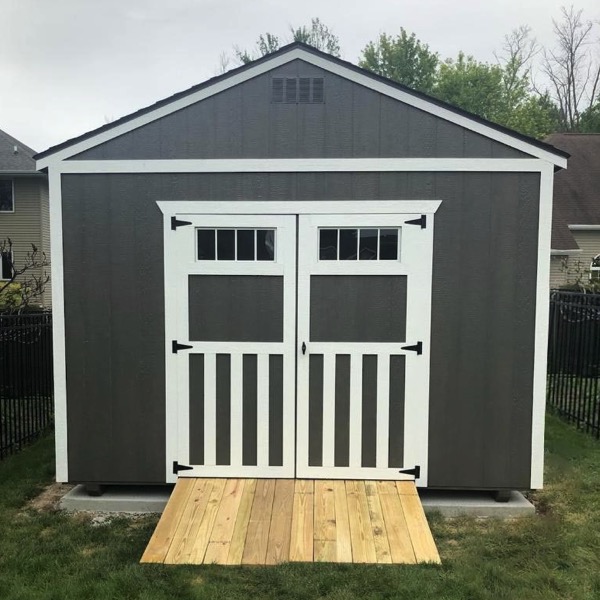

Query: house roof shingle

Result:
[545,133,600,250]
[0,128,37,172]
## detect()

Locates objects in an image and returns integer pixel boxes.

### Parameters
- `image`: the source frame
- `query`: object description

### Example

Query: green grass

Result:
[1,415,600,600]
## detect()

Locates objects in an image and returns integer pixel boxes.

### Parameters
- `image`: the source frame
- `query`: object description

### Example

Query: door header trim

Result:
[156,200,442,216]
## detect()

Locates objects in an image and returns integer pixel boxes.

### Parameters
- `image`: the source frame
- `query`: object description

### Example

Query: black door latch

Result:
[301,342,307,355]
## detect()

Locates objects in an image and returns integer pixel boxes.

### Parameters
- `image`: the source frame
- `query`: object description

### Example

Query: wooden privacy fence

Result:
[0,312,53,459]
[547,291,600,438]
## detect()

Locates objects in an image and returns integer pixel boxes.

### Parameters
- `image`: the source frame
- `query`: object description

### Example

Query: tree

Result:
[435,53,506,121]
[579,101,600,132]
[359,29,439,94]
[540,6,600,131]
[234,18,340,65]
[290,18,340,56]
[0,239,49,313]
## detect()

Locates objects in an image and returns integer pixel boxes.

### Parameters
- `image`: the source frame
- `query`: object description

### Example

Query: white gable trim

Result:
[55,157,548,174]
[36,48,567,170]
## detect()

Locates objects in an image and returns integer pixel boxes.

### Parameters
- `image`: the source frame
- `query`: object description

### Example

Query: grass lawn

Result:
[1,415,600,599]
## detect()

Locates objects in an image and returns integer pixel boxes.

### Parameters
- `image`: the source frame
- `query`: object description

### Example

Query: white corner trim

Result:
[36,47,566,169]
[156,199,442,216]
[567,225,600,231]
[48,169,68,482]
[531,163,554,489]
[54,158,549,174]
[550,248,581,255]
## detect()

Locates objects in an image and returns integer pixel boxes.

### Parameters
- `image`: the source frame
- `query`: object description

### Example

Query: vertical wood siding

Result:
[61,172,538,489]
[71,60,528,161]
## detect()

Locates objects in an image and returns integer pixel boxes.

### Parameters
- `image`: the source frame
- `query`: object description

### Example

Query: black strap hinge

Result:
[399,465,421,478]
[172,461,193,474]
[171,216,192,230]
[405,215,426,229]
[172,340,193,354]
[401,341,423,355]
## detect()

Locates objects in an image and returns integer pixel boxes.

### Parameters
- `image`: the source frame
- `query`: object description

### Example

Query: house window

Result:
[590,254,600,280]
[319,228,400,261]
[1,250,13,280]
[197,228,275,261]
[0,180,14,212]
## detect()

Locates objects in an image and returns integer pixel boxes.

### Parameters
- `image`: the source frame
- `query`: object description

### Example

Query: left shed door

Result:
[168,214,297,478]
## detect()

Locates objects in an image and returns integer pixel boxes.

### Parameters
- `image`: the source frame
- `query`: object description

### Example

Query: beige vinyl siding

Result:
[550,231,600,288]
[39,180,52,306]
[549,255,569,289]
[571,231,600,283]
[0,175,50,308]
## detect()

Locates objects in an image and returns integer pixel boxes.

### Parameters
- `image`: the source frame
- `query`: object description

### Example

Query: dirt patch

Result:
[27,482,74,512]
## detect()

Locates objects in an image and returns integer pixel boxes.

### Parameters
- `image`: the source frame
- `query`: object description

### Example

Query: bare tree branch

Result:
[0,238,50,313]
[540,6,600,130]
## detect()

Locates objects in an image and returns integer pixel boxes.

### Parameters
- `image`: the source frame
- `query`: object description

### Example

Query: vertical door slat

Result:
[349,353,363,469]
[376,354,390,469]
[230,353,243,468]
[204,353,217,466]
[257,353,270,468]
[322,353,336,467]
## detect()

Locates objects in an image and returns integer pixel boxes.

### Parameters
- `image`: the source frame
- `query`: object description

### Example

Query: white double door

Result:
[167,211,433,484]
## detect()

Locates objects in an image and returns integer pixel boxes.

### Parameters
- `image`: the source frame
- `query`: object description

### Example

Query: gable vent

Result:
[272,77,325,104]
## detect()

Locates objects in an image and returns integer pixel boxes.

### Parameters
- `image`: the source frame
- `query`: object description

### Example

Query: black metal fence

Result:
[0,312,53,459]
[548,291,600,438]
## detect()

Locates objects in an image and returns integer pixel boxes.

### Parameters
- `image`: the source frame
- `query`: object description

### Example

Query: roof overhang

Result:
[568,225,600,231]
[35,44,569,170]
[551,248,582,255]
[0,170,46,178]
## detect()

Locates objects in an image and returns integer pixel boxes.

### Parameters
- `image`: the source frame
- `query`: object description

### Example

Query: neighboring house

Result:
[546,134,600,289]
[0,128,51,307]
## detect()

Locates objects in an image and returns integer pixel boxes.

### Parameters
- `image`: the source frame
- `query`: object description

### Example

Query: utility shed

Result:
[36,43,568,496]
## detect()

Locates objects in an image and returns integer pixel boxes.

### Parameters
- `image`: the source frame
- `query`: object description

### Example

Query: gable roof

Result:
[35,42,569,168]
[545,134,600,251]
[0,128,37,172]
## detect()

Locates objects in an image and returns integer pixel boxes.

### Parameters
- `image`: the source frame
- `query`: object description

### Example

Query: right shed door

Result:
[296,214,434,485]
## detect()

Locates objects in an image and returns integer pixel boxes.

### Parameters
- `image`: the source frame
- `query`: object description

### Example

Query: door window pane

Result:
[237,230,255,261]
[217,229,235,260]
[359,229,378,260]
[319,229,338,260]
[257,229,275,261]
[379,229,398,260]
[339,229,358,260]
[197,229,216,260]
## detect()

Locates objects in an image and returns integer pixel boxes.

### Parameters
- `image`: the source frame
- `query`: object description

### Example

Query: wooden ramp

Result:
[141,479,440,565]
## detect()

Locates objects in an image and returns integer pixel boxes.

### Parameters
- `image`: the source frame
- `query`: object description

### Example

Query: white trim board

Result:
[568,225,600,231]
[157,200,442,215]
[54,158,549,174]
[36,47,566,169]
[531,162,554,489]
[48,170,68,482]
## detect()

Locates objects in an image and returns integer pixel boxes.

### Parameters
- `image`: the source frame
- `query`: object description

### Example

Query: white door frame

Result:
[158,200,441,483]
[296,213,435,484]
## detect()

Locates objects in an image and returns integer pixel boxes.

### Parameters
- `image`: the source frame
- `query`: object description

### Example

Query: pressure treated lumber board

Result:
[141,478,441,565]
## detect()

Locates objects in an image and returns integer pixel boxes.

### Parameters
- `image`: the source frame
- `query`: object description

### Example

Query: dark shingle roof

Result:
[35,42,569,162]
[0,128,37,172]
[545,134,600,250]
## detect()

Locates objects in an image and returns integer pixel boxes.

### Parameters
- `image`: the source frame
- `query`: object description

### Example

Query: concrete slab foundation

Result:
[59,484,535,518]
[420,490,535,518]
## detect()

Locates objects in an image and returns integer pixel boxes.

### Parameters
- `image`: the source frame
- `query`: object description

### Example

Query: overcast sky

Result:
[1,0,598,153]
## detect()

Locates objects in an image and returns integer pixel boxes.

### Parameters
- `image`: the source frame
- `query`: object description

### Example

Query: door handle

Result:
[302,342,307,355]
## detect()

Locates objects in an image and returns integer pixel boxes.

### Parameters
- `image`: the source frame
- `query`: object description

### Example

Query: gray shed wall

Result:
[61,171,539,489]
[71,60,528,161]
